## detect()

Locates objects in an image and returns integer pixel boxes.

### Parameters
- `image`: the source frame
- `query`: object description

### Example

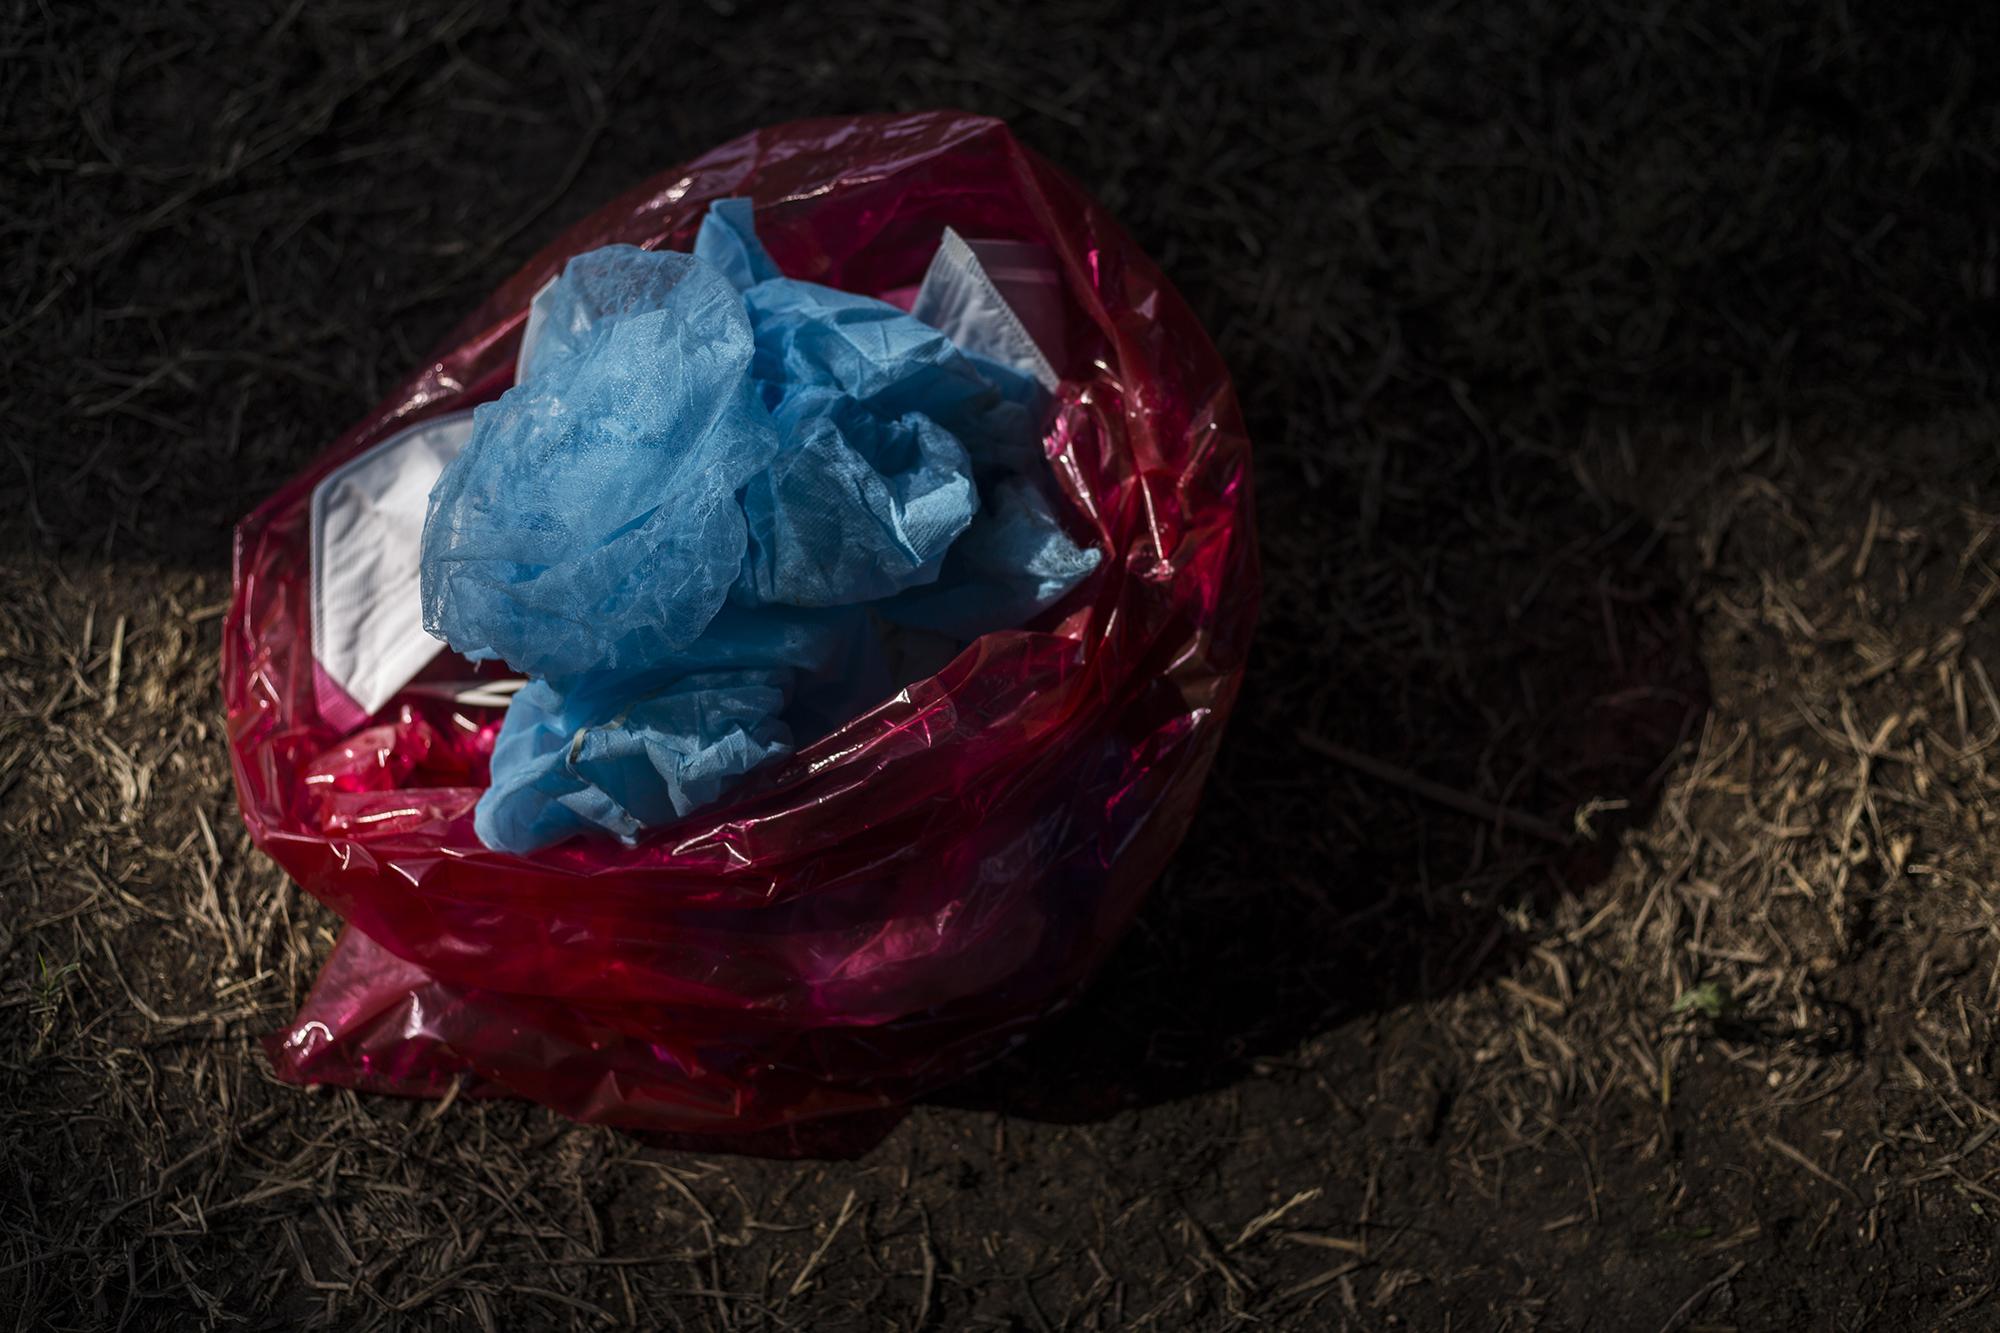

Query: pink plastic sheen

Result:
[223,112,1258,1134]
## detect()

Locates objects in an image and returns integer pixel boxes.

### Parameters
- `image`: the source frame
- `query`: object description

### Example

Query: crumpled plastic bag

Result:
[223,112,1258,1138]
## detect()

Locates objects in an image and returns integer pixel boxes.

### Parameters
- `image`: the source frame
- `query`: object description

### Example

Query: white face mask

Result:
[308,230,1064,728]
[910,228,1063,392]
[309,410,475,729]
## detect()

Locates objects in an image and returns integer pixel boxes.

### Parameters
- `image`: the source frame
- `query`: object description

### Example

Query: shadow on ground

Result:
[936,442,1710,1122]
[616,437,1709,1158]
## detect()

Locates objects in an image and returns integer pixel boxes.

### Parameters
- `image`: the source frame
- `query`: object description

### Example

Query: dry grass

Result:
[5,0,2000,1328]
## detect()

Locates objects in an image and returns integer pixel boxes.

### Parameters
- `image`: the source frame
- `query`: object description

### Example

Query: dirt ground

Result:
[7,2,2000,1329]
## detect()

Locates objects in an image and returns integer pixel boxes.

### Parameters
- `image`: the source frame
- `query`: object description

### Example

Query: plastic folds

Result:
[223,112,1258,1135]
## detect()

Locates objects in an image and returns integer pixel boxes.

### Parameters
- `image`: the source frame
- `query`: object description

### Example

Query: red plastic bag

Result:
[224,111,1258,1134]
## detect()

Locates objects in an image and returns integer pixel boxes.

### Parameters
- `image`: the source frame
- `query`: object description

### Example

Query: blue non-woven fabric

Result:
[735,397,976,607]
[421,246,775,679]
[692,196,782,291]
[730,257,1091,615]
[476,671,795,853]
[473,604,887,852]
[735,276,995,608]
[878,475,1106,639]
[425,201,1103,853]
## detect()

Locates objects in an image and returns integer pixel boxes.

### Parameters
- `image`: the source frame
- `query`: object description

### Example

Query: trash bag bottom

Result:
[420,200,1100,854]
